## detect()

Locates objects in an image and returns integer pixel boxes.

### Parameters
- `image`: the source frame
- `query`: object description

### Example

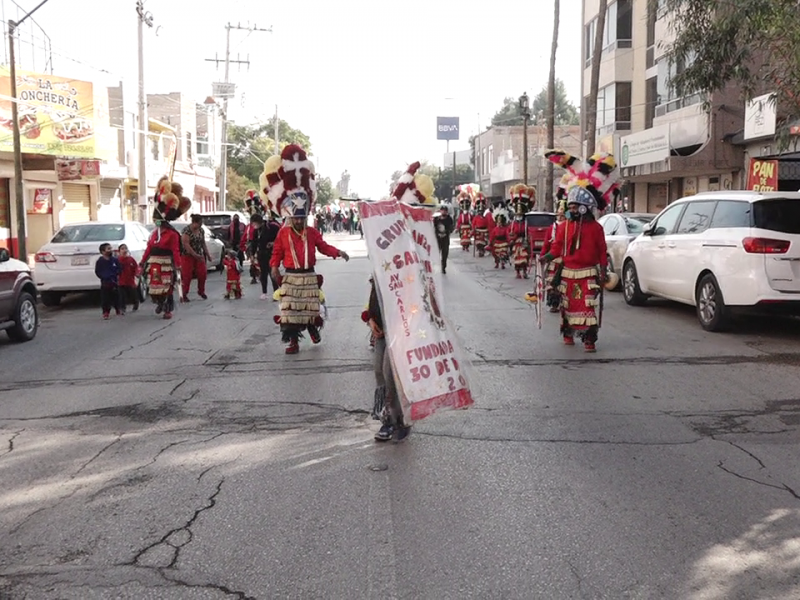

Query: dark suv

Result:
[0,248,39,342]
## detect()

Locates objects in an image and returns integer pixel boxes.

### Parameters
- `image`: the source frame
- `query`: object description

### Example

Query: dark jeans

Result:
[100,282,120,314]
[258,252,279,294]
[120,285,139,311]
[438,240,450,271]
[374,336,404,425]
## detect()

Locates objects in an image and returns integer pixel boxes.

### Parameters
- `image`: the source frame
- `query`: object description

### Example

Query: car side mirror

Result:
[642,224,653,236]
[0,248,8,262]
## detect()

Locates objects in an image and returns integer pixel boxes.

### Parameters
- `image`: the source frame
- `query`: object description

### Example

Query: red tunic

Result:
[457,213,472,229]
[269,226,341,270]
[141,227,181,266]
[541,223,558,256]
[548,219,607,270]
[509,220,527,244]
[118,255,138,287]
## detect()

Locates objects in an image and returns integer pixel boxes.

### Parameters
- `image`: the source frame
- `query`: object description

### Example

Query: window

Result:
[651,203,686,236]
[676,201,716,234]
[600,216,619,235]
[710,201,751,229]
[646,0,656,48]
[645,77,658,129]
[753,199,800,235]
[52,224,126,243]
[596,83,631,131]
[624,216,655,234]
[197,135,209,156]
[656,55,701,115]
[186,132,193,160]
[584,19,597,62]
[525,214,556,228]
[615,82,632,125]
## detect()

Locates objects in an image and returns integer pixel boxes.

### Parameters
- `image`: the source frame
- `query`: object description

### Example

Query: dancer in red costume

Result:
[456,191,473,251]
[509,184,534,279]
[490,206,511,269]
[471,193,490,257]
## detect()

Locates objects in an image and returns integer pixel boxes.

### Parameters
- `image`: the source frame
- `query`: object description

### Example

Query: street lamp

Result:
[8,0,52,261]
[518,92,531,185]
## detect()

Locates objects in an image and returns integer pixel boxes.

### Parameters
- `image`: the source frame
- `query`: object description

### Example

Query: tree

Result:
[315,176,338,205]
[585,0,609,154]
[491,97,525,126]
[432,165,475,201]
[664,0,800,144]
[226,120,313,184]
[544,0,561,212]
[225,167,256,211]
[532,80,579,127]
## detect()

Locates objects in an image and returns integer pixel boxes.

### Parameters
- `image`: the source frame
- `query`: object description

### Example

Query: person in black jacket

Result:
[433,205,455,274]
[366,276,411,442]
[249,213,282,300]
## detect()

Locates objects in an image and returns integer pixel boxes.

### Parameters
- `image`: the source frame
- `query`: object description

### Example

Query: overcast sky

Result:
[17,0,582,198]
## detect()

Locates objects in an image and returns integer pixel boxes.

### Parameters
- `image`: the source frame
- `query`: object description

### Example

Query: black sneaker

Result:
[374,424,394,442]
[395,426,412,442]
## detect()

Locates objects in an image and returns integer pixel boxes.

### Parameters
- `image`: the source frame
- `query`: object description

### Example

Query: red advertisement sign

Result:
[29,188,52,214]
[746,159,778,192]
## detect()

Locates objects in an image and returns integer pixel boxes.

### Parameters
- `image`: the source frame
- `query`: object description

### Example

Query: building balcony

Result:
[490,158,521,185]
[653,101,708,150]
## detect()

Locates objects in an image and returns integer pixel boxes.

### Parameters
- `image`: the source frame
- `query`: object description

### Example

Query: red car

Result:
[0,248,39,342]
[525,211,557,255]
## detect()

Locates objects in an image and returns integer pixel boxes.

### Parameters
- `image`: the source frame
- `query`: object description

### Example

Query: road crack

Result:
[1,429,24,456]
[413,431,704,446]
[715,439,800,502]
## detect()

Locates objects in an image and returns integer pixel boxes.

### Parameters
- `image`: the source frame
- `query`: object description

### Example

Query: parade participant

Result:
[489,206,511,269]
[540,150,619,352]
[180,214,211,302]
[433,204,455,274]
[95,243,121,320]
[140,178,188,320]
[223,250,243,299]
[540,199,567,312]
[509,184,534,279]
[117,243,139,313]
[456,191,473,251]
[243,190,266,284]
[472,193,490,257]
[228,214,246,267]
[249,212,282,300]
[268,144,350,355]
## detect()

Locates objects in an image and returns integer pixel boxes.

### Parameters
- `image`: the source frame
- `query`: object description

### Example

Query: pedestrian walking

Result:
[249,212,281,301]
[433,204,454,274]
[181,214,211,302]
[228,214,246,267]
[117,243,140,313]
[94,243,121,320]
[223,250,243,299]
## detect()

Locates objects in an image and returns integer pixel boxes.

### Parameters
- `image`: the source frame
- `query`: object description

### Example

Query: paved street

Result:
[2,233,800,599]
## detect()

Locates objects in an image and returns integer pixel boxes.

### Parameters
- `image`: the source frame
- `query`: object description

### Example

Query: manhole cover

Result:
[369,464,388,472]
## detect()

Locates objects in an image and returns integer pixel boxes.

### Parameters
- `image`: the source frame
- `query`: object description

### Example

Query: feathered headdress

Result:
[244,189,267,217]
[545,150,619,211]
[267,144,316,218]
[473,192,487,212]
[492,205,510,223]
[391,161,436,207]
[509,183,535,216]
[152,176,189,222]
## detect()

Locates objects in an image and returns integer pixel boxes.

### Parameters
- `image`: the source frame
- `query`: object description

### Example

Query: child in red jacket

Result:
[223,250,243,299]
[117,244,139,313]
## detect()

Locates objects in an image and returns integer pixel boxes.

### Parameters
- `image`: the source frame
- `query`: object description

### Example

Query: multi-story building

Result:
[581,0,744,213]
[474,124,582,208]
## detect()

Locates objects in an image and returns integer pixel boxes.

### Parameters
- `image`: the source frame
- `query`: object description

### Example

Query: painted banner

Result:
[0,68,108,159]
[746,159,778,192]
[29,188,52,215]
[56,159,101,181]
[360,199,474,421]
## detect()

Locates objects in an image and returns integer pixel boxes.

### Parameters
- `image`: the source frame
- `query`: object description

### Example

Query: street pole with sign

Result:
[519,92,531,186]
[8,0,51,261]
[437,116,459,201]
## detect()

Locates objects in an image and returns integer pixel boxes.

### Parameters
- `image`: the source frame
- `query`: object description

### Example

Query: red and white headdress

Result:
[391,161,436,207]
[267,144,316,218]
[545,150,620,211]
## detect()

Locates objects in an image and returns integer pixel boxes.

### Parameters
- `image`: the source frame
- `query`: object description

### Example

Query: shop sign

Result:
[744,93,777,140]
[746,159,778,191]
[28,188,52,214]
[56,159,101,181]
[359,199,474,421]
[0,68,107,159]
[620,125,670,168]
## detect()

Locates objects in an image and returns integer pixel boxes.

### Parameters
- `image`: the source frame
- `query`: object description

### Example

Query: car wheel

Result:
[606,255,621,291]
[7,292,38,342]
[40,292,62,307]
[622,260,648,306]
[696,273,730,332]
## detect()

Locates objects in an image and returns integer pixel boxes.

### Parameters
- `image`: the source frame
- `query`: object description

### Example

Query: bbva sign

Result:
[436,116,460,141]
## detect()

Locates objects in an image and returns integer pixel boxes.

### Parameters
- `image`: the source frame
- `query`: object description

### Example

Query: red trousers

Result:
[181,255,207,296]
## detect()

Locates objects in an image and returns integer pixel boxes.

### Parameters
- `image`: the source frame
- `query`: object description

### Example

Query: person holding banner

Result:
[540,150,620,352]
[268,144,350,355]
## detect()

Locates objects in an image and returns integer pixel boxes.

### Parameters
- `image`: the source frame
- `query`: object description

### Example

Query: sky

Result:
[13,0,582,199]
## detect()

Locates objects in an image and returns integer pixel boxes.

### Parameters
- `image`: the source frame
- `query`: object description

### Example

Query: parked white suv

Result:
[622,191,800,331]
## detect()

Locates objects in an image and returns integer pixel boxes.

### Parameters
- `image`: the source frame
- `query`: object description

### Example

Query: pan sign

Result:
[746,159,778,192]
[437,117,459,141]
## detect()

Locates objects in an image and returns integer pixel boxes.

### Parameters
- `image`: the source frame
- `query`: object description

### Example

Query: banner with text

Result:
[746,158,778,192]
[360,199,474,422]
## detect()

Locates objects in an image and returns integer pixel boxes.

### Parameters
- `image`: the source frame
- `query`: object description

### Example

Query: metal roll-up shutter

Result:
[62,183,91,224]
[100,185,118,205]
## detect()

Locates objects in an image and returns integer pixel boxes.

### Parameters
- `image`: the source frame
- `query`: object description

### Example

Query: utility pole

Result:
[206,23,272,210]
[8,0,52,261]
[136,1,153,224]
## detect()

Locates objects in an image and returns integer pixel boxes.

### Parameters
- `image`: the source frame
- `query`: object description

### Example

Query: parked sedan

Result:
[145,222,225,272]
[0,247,39,342]
[34,222,151,307]
[597,212,656,282]
[622,191,800,331]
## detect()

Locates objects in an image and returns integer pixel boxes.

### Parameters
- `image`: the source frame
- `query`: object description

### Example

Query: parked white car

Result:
[597,212,656,281]
[622,191,800,331]
[145,222,226,272]
[34,221,151,307]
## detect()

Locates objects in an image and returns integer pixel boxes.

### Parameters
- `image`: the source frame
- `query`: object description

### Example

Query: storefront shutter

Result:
[100,185,119,204]
[61,182,91,224]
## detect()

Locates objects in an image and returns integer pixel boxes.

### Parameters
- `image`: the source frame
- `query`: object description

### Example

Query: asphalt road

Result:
[2,233,800,599]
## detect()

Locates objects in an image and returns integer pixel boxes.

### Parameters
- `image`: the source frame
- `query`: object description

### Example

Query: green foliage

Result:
[664,0,800,141]
[315,176,338,205]
[389,161,475,201]
[227,120,313,184]
[225,167,256,211]
[532,79,579,125]
[491,97,525,126]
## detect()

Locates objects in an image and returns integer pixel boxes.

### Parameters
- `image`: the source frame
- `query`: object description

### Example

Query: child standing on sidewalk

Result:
[95,243,121,319]
[223,250,243,299]
[117,244,140,313]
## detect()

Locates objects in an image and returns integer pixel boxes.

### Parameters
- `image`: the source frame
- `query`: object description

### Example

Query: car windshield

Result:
[51,224,125,243]
[623,216,654,234]
[526,214,556,228]
[753,199,800,234]
[203,215,231,228]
